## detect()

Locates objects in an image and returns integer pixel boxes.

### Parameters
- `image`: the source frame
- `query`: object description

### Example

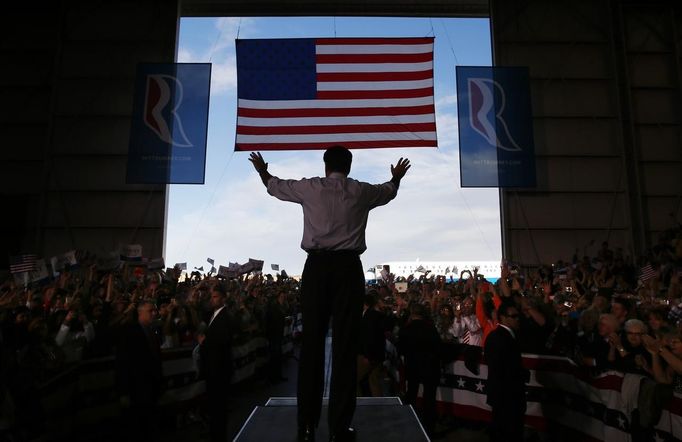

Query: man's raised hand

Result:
[249,152,273,186]
[390,157,411,184]
[249,152,268,173]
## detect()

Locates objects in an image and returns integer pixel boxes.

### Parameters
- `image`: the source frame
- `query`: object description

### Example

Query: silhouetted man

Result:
[266,290,288,383]
[199,286,233,442]
[116,301,162,442]
[398,303,441,437]
[250,146,410,442]
[484,300,529,442]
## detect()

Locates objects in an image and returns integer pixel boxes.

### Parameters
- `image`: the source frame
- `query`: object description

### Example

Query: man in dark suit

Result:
[199,285,233,442]
[397,303,441,438]
[266,290,288,383]
[357,292,387,397]
[116,301,162,442]
[484,300,529,442]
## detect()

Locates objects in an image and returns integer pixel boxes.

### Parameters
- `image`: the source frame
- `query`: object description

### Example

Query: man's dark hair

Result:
[211,285,227,298]
[410,302,429,318]
[364,293,378,308]
[323,145,352,175]
[497,299,517,318]
[612,296,631,313]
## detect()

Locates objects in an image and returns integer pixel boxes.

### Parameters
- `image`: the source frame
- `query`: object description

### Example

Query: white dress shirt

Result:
[498,323,516,339]
[449,314,483,347]
[209,305,225,327]
[267,172,397,253]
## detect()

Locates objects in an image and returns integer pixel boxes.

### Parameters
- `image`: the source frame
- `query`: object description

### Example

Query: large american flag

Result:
[235,37,437,151]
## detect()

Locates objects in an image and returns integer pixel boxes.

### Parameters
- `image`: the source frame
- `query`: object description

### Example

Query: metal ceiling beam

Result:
[180,0,490,18]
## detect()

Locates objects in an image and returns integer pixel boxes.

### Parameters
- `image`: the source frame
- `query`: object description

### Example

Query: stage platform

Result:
[233,397,430,441]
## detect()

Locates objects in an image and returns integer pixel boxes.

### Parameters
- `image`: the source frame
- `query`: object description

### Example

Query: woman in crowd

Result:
[643,329,682,393]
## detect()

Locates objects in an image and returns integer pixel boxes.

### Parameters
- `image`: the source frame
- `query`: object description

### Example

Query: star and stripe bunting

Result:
[412,352,682,441]
[235,37,437,151]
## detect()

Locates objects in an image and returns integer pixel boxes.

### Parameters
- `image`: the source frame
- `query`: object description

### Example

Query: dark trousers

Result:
[206,381,229,442]
[297,251,364,434]
[268,337,283,381]
[404,372,438,437]
[490,403,525,442]
[128,389,158,442]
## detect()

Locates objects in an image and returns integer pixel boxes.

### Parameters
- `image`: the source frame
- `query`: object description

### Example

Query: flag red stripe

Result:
[237,104,435,118]
[316,37,433,45]
[316,52,433,64]
[235,139,437,151]
[317,70,433,82]
[237,122,436,135]
[316,88,433,100]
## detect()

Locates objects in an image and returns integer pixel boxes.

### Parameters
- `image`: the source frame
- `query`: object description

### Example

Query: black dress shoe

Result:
[329,427,356,442]
[298,424,315,442]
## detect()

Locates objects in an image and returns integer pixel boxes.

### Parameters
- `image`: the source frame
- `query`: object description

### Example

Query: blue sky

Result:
[167,16,500,275]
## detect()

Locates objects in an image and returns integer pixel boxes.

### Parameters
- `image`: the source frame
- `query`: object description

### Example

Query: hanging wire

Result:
[209,17,242,62]
[438,18,460,65]
[333,16,337,37]
[458,188,496,257]
[428,17,436,37]
[181,150,236,258]
[180,17,243,258]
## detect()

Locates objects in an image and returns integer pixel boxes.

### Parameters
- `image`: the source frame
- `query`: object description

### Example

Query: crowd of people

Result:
[0,262,299,440]
[359,226,682,437]
[1,224,681,440]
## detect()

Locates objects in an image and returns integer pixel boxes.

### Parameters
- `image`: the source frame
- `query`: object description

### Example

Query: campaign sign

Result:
[457,66,536,187]
[121,244,143,261]
[127,63,211,184]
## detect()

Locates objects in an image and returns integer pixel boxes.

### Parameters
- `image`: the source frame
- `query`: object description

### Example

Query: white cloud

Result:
[166,147,501,275]
[436,94,458,107]
[210,58,238,95]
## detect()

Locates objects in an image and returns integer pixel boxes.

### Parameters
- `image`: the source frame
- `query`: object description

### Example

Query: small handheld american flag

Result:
[10,254,37,274]
[639,264,657,282]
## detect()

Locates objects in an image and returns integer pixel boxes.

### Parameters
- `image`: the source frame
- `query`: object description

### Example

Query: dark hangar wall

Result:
[1,2,178,265]
[491,0,682,265]
[2,0,680,267]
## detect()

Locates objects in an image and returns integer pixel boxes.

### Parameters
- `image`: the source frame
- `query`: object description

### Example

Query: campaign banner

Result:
[148,258,165,270]
[127,63,211,184]
[29,259,51,283]
[120,244,142,261]
[218,265,237,279]
[97,252,121,271]
[457,66,536,187]
[50,251,78,276]
[174,262,187,271]
[249,258,264,273]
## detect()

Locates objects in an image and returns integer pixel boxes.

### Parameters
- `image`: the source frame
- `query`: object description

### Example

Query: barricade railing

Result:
[37,327,294,437]
[413,348,682,442]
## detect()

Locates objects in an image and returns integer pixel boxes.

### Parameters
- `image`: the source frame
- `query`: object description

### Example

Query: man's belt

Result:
[306,249,360,257]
